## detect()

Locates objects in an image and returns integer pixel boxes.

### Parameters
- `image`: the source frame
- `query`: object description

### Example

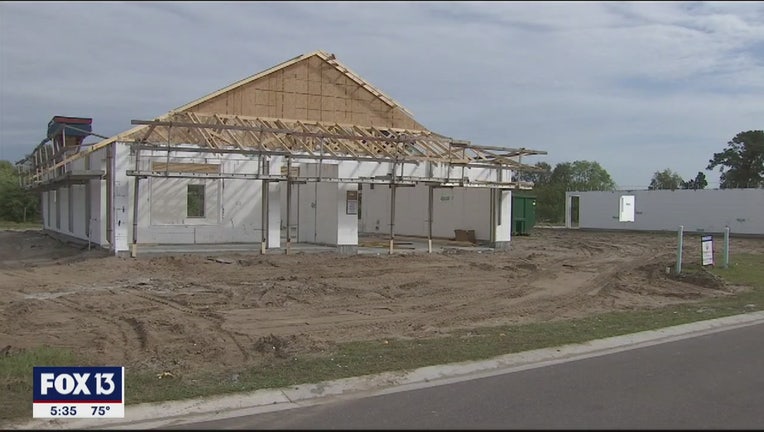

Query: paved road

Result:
[171,322,764,430]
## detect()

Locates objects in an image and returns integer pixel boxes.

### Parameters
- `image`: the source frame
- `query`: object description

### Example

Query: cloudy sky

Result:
[1,1,762,188]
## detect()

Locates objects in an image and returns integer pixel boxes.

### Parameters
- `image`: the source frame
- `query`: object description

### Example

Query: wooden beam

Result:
[151,161,220,173]
[138,124,157,143]
[314,122,360,158]
[279,119,314,154]
[214,114,245,150]
[208,130,235,146]
[229,115,260,148]
[130,117,421,144]
[258,119,293,152]
[186,112,219,149]
[358,125,395,158]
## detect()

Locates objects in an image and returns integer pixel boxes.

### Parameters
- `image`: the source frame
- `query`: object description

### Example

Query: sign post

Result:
[675,225,684,274]
[723,227,730,269]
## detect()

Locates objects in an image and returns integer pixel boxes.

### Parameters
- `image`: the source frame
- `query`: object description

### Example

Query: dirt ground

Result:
[2,228,763,375]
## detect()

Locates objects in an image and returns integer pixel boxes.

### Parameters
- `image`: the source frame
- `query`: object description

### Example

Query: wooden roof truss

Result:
[19,111,547,189]
[129,112,545,165]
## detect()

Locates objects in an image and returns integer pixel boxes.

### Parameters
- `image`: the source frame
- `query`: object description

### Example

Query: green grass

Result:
[0,220,42,230]
[709,253,764,289]
[0,347,79,422]
[3,253,763,424]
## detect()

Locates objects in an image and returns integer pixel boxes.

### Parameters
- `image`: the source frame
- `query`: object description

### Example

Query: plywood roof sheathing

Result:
[319,51,412,116]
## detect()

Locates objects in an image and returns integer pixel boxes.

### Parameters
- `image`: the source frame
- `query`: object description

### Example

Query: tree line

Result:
[521,129,763,223]
[0,160,39,223]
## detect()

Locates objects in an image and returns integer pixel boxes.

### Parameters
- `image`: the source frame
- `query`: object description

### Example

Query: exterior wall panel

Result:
[566,189,764,235]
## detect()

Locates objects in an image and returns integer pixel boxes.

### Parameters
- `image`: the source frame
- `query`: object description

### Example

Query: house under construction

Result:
[16,51,547,255]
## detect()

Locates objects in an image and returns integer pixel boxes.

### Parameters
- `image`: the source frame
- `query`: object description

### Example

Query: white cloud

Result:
[1,0,762,187]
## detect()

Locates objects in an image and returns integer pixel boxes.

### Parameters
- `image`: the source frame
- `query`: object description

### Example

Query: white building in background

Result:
[19,51,546,255]
[565,189,764,235]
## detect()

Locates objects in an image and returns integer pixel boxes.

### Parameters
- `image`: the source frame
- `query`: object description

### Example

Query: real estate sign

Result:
[701,235,714,266]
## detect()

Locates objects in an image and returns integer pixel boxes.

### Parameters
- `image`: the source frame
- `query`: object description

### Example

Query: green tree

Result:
[516,161,552,185]
[565,160,617,191]
[706,130,764,188]
[648,168,684,190]
[681,171,708,190]
[0,160,40,222]
[533,160,616,223]
[543,161,617,193]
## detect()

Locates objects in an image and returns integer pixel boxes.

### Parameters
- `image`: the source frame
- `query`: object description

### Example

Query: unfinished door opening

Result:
[569,195,580,228]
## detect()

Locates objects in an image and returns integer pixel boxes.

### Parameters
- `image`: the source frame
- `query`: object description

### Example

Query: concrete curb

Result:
[10,311,764,430]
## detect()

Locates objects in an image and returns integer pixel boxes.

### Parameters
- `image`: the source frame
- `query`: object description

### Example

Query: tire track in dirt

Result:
[491,243,678,321]
[415,238,673,330]
[45,296,141,364]
[363,257,532,324]
[125,288,252,364]
[229,260,541,342]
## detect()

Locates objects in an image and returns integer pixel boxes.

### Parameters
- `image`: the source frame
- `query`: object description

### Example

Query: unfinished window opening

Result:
[187,184,205,218]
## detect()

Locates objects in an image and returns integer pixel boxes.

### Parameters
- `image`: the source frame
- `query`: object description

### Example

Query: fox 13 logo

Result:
[33,366,125,418]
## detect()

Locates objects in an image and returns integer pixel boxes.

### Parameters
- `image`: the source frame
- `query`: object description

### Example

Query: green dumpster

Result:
[512,193,537,235]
